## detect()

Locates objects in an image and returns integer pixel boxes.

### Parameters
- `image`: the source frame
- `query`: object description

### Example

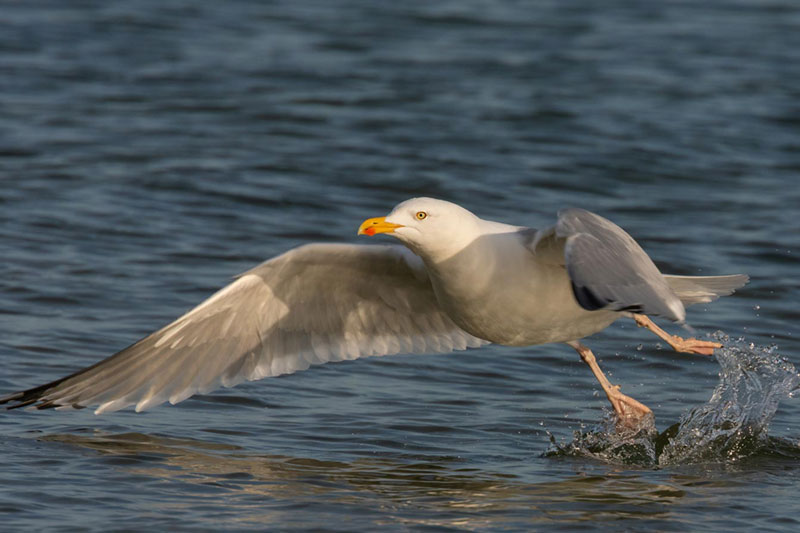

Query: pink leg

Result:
[633,314,721,356]
[567,340,652,426]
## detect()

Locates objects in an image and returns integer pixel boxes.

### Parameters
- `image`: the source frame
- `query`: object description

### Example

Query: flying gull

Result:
[1,198,747,424]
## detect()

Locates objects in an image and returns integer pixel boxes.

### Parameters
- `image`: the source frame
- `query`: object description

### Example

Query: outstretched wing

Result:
[2,243,486,413]
[529,208,686,322]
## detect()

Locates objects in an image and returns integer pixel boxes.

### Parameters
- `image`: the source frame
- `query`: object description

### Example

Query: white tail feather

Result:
[663,274,749,306]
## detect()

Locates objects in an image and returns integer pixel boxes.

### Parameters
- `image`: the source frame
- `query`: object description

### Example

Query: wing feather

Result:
[530,208,686,322]
[2,243,487,413]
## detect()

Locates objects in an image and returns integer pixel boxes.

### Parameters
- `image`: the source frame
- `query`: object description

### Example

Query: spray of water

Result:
[547,333,800,466]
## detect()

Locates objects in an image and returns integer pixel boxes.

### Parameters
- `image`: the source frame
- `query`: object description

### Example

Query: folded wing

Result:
[530,208,688,322]
[1,243,486,414]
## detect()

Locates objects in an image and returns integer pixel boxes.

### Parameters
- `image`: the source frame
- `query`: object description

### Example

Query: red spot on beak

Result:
[364,227,376,236]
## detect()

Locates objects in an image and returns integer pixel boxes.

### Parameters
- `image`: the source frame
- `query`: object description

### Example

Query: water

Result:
[1,0,799,530]
[550,334,800,468]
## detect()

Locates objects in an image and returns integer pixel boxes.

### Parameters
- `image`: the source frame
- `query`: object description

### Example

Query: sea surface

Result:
[2,1,800,531]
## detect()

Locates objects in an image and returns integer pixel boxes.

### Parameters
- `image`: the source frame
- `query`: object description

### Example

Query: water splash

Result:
[548,333,800,467]
[658,333,800,465]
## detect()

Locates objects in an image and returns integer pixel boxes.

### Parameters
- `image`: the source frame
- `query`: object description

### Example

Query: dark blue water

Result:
[2,1,800,530]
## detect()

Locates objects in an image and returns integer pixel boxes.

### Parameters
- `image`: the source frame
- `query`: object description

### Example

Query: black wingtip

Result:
[1,389,49,410]
[6,398,38,410]
[0,390,28,409]
[1,376,73,411]
[571,282,610,311]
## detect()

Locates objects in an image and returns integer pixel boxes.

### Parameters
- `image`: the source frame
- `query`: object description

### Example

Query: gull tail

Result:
[663,274,749,307]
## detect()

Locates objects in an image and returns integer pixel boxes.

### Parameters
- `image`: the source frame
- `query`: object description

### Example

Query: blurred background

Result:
[1,1,799,531]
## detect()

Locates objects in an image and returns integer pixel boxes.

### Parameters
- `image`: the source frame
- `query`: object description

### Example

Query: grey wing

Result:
[1,243,486,413]
[529,208,686,322]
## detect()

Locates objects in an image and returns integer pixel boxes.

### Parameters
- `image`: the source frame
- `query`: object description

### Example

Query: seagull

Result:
[1,198,747,424]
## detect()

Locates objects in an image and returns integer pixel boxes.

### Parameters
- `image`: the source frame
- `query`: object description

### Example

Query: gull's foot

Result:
[666,336,722,356]
[608,386,654,429]
[633,314,721,356]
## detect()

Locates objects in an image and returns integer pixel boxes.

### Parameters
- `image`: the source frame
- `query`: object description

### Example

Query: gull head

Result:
[358,197,481,261]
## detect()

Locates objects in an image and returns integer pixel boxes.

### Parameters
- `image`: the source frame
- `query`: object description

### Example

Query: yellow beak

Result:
[358,216,404,236]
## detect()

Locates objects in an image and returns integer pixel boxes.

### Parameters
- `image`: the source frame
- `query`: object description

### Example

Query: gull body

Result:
[2,197,747,422]
[392,207,617,346]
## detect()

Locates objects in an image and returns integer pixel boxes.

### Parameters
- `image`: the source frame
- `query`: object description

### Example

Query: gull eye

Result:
[415,211,427,220]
